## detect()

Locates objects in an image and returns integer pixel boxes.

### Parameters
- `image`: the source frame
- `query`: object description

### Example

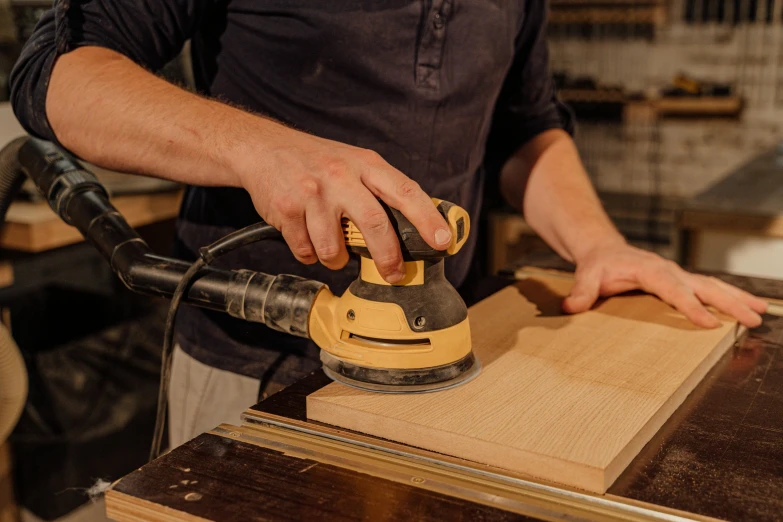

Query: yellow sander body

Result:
[308,199,481,393]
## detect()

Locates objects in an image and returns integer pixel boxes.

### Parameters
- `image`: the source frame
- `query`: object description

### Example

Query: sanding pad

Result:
[320,351,482,394]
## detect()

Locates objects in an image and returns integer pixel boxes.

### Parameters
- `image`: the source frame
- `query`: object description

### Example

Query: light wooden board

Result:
[307,271,743,493]
[0,190,183,252]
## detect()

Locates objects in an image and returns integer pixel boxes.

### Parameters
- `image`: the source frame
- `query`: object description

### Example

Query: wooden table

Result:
[0,189,182,305]
[105,270,783,522]
[680,146,783,280]
[1,190,182,253]
[0,102,182,254]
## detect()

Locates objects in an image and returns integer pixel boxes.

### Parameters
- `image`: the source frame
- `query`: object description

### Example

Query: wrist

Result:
[569,228,626,264]
[215,105,291,189]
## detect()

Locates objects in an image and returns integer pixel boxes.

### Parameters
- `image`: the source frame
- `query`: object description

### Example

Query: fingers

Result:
[258,144,449,280]
[557,239,767,330]
[344,193,406,283]
[562,265,602,314]
[361,161,452,251]
[305,204,349,270]
[267,192,317,264]
[709,276,769,315]
[279,220,318,265]
[689,275,763,328]
[641,269,721,328]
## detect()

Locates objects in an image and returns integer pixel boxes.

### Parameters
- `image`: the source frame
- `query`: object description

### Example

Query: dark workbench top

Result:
[685,146,783,217]
[111,271,783,521]
[111,418,526,521]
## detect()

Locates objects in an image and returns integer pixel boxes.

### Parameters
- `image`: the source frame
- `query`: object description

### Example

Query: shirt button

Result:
[433,12,445,29]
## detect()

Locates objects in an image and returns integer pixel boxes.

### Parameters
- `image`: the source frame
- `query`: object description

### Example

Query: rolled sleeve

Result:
[485,0,574,172]
[10,0,206,141]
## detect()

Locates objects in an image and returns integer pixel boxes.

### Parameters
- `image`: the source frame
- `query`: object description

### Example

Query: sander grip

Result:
[343,198,470,261]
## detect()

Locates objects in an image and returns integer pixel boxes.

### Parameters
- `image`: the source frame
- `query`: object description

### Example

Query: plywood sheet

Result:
[307,271,743,493]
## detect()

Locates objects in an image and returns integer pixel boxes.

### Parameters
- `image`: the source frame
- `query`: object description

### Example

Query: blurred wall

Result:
[549,0,783,199]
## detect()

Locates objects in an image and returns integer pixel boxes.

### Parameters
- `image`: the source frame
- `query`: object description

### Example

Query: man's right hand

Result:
[45,47,450,283]
[236,128,452,283]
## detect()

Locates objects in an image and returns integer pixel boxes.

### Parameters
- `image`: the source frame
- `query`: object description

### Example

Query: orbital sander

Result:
[4,137,480,394]
[313,199,479,392]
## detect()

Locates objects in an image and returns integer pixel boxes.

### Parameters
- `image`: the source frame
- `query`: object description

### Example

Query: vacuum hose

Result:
[13,137,323,337]
[0,137,29,443]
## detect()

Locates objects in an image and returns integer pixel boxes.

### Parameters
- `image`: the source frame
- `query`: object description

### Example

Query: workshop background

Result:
[0,0,781,521]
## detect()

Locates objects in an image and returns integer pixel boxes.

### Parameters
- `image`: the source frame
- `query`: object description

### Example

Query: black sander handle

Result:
[342,198,470,261]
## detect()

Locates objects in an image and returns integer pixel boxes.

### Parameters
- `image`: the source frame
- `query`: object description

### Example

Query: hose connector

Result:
[226,271,324,337]
[18,138,107,224]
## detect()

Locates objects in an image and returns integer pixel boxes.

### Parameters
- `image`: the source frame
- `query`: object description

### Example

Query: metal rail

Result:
[218,411,715,522]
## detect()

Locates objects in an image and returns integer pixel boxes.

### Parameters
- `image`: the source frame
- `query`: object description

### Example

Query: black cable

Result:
[199,222,284,263]
[149,257,205,461]
[149,222,281,461]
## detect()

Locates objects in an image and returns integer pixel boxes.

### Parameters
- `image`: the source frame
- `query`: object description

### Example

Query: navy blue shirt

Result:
[11,0,572,393]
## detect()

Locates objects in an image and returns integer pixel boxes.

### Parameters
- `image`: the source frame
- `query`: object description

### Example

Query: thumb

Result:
[562,268,602,314]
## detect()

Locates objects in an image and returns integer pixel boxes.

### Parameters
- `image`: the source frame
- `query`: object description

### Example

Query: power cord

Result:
[149,221,281,461]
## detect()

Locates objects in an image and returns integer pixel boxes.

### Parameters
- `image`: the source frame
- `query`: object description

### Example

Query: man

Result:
[11,0,766,448]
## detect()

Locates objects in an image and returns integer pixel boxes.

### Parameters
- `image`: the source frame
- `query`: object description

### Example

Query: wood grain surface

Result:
[307,271,744,493]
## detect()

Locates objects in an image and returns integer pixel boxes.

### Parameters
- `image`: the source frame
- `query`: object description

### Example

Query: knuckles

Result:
[395,179,422,200]
[274,195,303,220]
[358,148,383,166]
[664,259,681,272]
[647,258,678,279]
[361,209,390,234]
[372,252,402,271]
[321,156,349,182]
[292,247,317,263]
[300,178,322,198]
[316,244,344,262]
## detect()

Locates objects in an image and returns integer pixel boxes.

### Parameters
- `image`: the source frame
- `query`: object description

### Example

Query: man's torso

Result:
[174,1,527,381]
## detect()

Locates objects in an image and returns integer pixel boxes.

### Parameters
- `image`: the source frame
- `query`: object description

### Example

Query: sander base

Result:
[320,351,482,394]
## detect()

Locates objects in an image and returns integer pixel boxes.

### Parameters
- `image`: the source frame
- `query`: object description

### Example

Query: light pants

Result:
[167,344,261,449]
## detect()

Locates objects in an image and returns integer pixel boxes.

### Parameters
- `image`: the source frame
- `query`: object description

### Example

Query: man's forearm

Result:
[46,46,285,187]
[43,46,451,282]
[499,129,624,263]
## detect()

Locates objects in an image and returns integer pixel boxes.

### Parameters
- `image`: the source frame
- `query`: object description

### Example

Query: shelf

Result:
[549,4,667,24]
[559,89,627,103]
[624,97,744,122]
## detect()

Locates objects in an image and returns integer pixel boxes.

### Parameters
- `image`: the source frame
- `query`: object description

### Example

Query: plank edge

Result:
[306,394,606,492]
[602,322,745,490]
[106,490,210,522]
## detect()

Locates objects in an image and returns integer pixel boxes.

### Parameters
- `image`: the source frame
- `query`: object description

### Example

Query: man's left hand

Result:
[562,240,768,328]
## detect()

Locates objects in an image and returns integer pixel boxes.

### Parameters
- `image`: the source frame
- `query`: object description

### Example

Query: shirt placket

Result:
[415,0,453,90]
